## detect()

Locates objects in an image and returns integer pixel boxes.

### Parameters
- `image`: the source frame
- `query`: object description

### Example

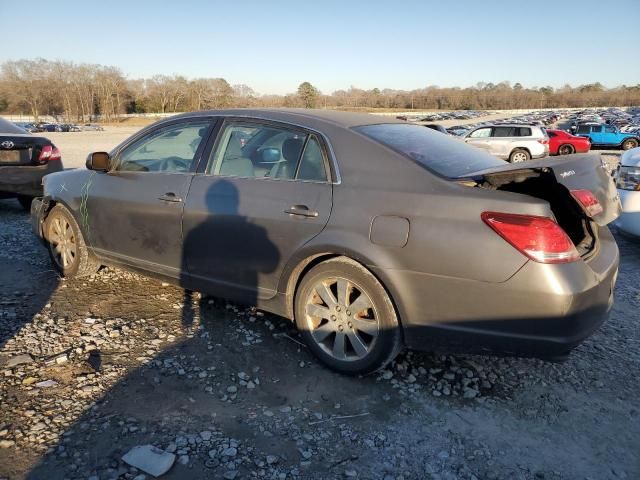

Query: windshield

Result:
[354,123,505,178]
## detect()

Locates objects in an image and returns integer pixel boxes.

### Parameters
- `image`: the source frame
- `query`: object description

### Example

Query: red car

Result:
[547,129,591,156]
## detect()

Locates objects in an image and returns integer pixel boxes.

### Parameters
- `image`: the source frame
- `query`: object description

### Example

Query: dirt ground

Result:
[0,149,639,479]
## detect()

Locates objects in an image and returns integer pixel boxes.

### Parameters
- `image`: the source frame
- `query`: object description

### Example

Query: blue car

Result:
[575,124,639,150]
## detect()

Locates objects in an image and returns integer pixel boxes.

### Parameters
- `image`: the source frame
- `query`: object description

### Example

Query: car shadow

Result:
[0,199,59,351]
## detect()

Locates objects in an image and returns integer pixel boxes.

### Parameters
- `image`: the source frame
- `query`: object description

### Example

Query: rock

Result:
[223,471,238,479]
[266,455,278,465]
[5,354,33,368]
[222,447,237,457]
[178,455,189,465]
[226,385,238,394]
[0,440,15,448]
[345,469,358,477]
[35,379,58,388]
[200,431,212,441]
[122,445,176,477]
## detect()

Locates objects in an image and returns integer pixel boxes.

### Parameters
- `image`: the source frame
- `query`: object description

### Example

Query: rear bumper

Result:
[0,162,62,197]
[373,226,619,359]
[615,189,640,237]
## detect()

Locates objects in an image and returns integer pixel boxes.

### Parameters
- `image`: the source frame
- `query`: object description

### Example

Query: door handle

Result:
[158,192,183,203]
[284,205,319,218]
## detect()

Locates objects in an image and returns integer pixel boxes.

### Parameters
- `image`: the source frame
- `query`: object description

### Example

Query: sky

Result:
[2,0,639,95]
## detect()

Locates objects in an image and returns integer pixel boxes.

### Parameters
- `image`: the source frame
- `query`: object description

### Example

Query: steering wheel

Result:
[159,157,191,172]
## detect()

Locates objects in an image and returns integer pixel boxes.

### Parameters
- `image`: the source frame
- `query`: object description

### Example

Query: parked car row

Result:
[13,121,104,133]
[568,109,640,151]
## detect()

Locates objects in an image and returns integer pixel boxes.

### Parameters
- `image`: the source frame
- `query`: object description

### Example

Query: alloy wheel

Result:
[48,215,77,270]
[303,277,379,361]
[512,152,528,162]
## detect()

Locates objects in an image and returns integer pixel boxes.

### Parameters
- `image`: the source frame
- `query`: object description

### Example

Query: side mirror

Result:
[86,151,111,171]
[260,148,281,164]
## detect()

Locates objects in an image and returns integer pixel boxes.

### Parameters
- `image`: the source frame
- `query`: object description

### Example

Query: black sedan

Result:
[0,117,63,210]
[31,109,620,374]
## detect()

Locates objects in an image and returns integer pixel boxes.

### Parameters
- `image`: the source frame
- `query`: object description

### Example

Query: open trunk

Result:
[458,153,622,257]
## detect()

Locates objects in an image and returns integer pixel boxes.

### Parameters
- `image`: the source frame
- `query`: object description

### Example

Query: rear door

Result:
[590,126,604,144]
[489,126,516,158]
[86,119,214,274]
[182,119,333,302]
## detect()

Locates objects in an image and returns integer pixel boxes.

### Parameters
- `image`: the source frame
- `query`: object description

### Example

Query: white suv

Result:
[463,124,549,162]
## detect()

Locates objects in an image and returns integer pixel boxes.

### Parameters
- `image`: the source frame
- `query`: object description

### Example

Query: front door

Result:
[182,120,333,302]
[86,119,214,274]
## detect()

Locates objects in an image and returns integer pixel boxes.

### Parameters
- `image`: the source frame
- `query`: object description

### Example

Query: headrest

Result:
[282,137,304,162]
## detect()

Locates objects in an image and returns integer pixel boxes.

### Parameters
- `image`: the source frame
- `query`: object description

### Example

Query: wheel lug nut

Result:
[331,315,336,321]
[336,306,341,312]
[346,310,351,316]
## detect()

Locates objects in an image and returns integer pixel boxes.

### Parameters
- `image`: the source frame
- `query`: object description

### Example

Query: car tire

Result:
[294,257,402,375]
[17,195,33,211]
[45,204,100,278]
[622,138,638,151]
[558,144,575,155]
[509,149,530,163]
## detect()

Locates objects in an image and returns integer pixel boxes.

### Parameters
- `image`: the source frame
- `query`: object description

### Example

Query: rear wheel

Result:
[509,149,530,163]
[558,144,575,155]
[17,195,33,211]
[622,138,638,151]
[45,204,100,278]
[294,257,402,375]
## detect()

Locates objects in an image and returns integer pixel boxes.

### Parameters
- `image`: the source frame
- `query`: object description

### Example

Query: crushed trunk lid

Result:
[458,153,621,226]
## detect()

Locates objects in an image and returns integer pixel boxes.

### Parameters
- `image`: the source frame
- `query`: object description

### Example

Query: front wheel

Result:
[622,138,638,151]
[294,257,402,375]
[509,149,530,163]
[45,204,100,278]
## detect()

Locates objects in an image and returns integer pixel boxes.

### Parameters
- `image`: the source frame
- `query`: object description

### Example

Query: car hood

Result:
[620,147,640,167]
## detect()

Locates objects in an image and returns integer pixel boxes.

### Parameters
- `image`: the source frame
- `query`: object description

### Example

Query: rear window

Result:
[577,125,591,134]
[518,127,532,136]
[355,123,505,178]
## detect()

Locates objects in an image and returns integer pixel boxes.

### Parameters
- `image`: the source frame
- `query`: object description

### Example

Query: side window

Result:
[592,126,603,133]
[492,127,515,137]
[518,127,532,137]
[469,128,491,138]
[208,123,308,180]
[547,131,557,138]
[577,125,590,134]
[605,125,615,133]
[297,136,328,182]
[118,122,209,172]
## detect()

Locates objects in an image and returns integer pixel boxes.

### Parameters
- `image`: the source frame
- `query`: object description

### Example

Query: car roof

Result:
[171,108,403,129]
[0,117,29,135]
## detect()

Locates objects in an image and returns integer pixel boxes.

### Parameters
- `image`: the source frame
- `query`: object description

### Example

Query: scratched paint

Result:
[79,172,96,238]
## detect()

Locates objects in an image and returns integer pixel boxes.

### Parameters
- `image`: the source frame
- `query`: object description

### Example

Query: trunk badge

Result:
[1,140,15,149]
[560,170,576,178]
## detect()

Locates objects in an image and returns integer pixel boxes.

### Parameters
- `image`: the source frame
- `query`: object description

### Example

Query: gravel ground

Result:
[0,150,639,479]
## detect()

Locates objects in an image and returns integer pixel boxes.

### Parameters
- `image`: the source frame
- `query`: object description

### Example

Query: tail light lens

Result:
[38,145,61,162]
[570,189,603,216]
[482,212,580,264]
[538,138,549,145]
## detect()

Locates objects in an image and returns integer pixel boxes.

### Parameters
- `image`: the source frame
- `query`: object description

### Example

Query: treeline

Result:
[1,58,639,122]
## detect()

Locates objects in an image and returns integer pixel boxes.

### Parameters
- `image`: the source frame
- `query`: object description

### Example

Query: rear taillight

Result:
[481,212,580,264]
[538,138,549,145]
[570,189,603,217]
[38,145,61,162]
